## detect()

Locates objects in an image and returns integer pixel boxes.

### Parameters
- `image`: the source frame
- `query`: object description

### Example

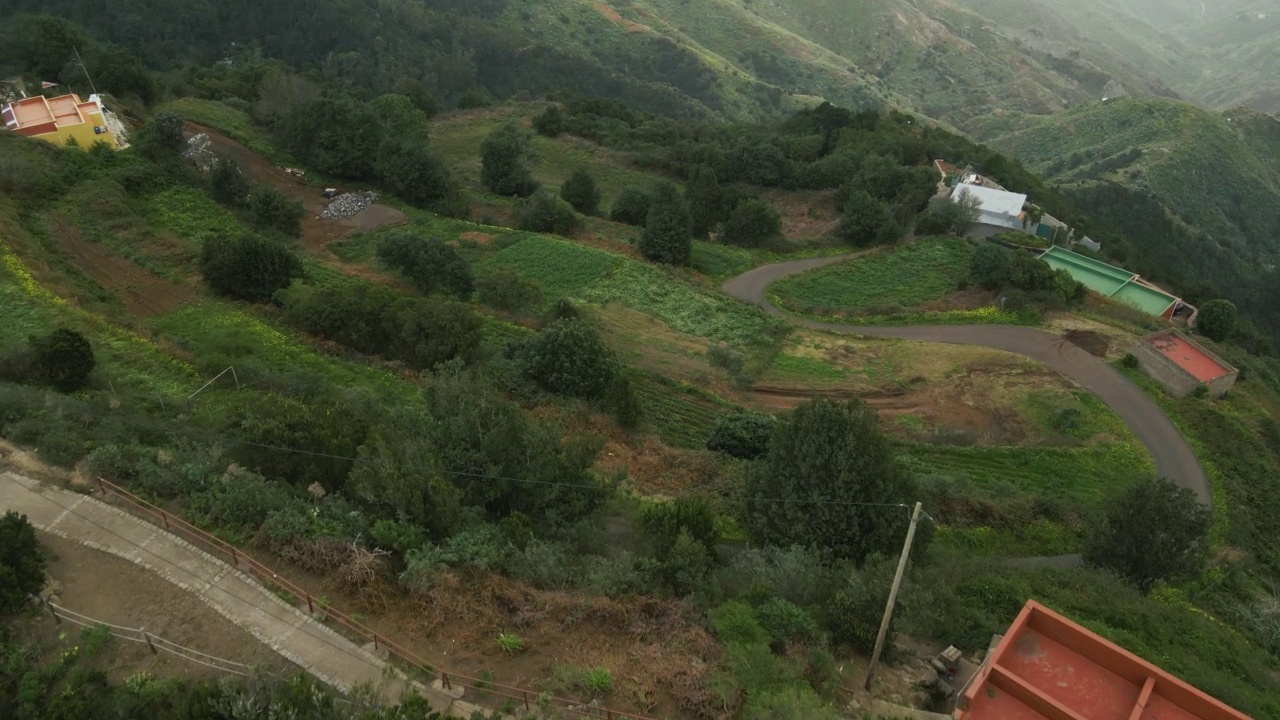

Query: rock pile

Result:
[182,133,216,170]
[319,191,378,220]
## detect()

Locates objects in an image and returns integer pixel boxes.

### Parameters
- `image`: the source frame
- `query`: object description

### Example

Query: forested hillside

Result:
[973,98,1280,341]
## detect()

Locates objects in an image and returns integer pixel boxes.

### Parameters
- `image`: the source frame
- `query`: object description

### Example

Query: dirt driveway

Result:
[723,255,1211,506]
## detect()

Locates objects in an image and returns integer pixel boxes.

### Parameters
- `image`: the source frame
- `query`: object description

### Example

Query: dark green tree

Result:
[209,155,251,207]
[1197,299,1237,343]
[605,374,643,429]
[278,95,383,179]
[376,233,474,299]
[533,105,567,137]
[480,122,538,197]
[684,164,725,238]
[520,319,618,399]
[136,111,186,161]
[707,412,777,460]
[348,418,463,541]
[0,511,45,613]
[915,193,980,236]
[745,398,917,564]
[721,198,783,248]
[200,234,303,303]
[970,243,1014,290]
[228,394,365,492]
[838,190,898,247]
[560,168,601,216]
[248,185,304,237]
[639,181,692,265]
[610,187,652,226]
[29,328,95,392]
[1083,477,1211,593]
[517,189,580,235]
[374,137,456,209]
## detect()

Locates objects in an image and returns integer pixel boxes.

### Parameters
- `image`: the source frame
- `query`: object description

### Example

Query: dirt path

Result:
[723,255,1211,506]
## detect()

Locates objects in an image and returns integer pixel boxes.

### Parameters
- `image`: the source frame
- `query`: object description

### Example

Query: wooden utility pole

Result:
[864,501,923,691]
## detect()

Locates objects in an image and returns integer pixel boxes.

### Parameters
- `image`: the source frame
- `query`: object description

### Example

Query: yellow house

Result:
[2,92,128,150]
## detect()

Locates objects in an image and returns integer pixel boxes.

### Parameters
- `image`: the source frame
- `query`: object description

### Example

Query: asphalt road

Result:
[723,255,1211,507]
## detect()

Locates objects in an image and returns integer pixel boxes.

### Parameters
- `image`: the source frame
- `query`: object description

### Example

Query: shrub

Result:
[209,155,251,207]
[375,137,457,209]
[757,598,821,645]
[496,632,525,654]
[582,668,614,695]
[200,233,303,303]
[532,105,566,137]
[604,374,643,429]
[248,184,304,237]
[639,181,692,265]
[0,511,46,613]
[610,187,652,226]
[476,266,543,312]
[518,319,618,399]
[517,190,580,236]
[685,164,726,238]
[1122,353,1140,369]
[838,190,898,247]
[376,233,474,299]
[721,198,783,248]
[29,328,96,392]
[560,168,601,216]
[707,412,776,460]
[709,601,769,645]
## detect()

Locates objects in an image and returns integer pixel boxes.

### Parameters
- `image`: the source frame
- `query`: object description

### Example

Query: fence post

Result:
[96,477,105,495]
[230,546,238,567]
[442,672,451,690]
[306,593,314,614]
[523,691,529,710]
[159,509,170,530]
[373,633,379,651]
[141,628,157,654]
[44,598,60,624]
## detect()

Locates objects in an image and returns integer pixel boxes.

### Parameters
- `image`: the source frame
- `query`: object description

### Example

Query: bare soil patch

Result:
[762,188,841,241]
[49,215,197,317]
[458,230,497,245]
[340,204,407,234]
[15,532,289,684]
[1065,329,1110,358]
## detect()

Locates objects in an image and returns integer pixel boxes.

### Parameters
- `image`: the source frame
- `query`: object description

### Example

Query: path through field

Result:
[723,255,1211,506]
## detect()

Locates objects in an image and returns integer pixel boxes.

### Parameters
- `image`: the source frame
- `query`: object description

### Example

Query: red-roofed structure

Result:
[1132,330,1238,399]
[956,601,1252,720]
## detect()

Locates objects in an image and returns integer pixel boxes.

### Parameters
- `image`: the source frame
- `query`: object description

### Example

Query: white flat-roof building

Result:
[952,182,1027,231]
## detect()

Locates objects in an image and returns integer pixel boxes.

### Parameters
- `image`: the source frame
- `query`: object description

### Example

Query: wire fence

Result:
[95,477,658,720]
[41,599,255,676]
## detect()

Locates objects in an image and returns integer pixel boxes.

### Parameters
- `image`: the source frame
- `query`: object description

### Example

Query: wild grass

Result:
[144,186,244,249]
[480,236,620,303]
[156,98,276,158]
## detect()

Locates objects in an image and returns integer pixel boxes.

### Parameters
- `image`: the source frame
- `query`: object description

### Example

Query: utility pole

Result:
[72,46,98,96]
[864,501,923,692]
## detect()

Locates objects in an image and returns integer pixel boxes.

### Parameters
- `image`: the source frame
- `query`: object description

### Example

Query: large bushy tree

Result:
[721,198,783,248]
[376,233,474,299]
[248,184,304,237]
[610,187,652,226]
[209,156,251,207]
[517,190,580,236]
[745,398,918,564]
[560,168,601,216]
[1197,299,1237,343]
[30,328,95,392]
[684,164,725,238]
[1083,477,1210,593]
[838,190,898,247]
[0,511,45,612]
[519,319,618,399]
[200,233,303,303]
[639,181,692,265]
[480,122,538,197]
[707,411,777,460]
[375,137,456,208]
[279,96,382,179]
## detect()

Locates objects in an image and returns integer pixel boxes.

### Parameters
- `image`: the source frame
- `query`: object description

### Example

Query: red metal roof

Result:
[956,601,1253,720]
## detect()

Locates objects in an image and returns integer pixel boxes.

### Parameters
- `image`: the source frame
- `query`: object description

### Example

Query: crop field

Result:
[634,375,736,449]
[772,238,973,315]
[901,440,1154,506]
[480,236,621,303]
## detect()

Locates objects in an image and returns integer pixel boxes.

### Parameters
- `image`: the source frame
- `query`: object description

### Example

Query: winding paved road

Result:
[723,255,1211,506]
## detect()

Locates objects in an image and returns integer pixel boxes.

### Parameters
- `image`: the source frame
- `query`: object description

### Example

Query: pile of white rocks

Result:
[319,191,378,220]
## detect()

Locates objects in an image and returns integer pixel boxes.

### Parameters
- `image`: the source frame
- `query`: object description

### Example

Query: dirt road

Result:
[723,255,1211,506]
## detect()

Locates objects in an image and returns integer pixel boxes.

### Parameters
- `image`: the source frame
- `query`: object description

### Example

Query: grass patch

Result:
[690,241,757,281]
[767,354,846,382]
[480,236,620,302]
[772,238,973,314]
[634,374,737,449]
[156,98,276,158]
[143,187,244,249]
